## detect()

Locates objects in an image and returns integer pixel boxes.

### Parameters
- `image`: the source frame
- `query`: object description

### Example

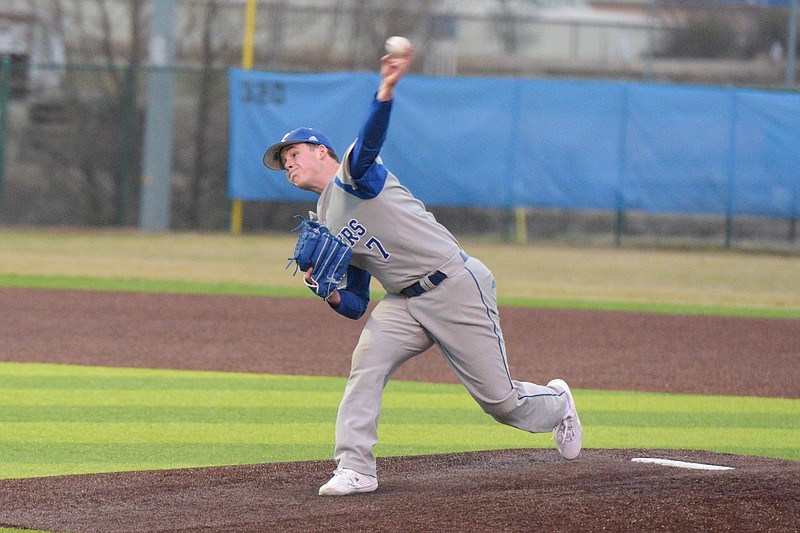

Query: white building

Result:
[0,9,64,92]
[0,0,663,77]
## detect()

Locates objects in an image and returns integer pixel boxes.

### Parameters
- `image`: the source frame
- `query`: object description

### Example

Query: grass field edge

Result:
[2,274,799,319]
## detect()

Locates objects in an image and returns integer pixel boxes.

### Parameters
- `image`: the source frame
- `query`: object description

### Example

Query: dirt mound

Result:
[0,449,796,532]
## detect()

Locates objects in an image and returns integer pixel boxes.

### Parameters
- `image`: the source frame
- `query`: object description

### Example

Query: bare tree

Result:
[264,0,286,69]
[186,0,229,229]
[495,0,521,54]
[344,0,434,71]
[166,0,236,230]
[21,0,147,226]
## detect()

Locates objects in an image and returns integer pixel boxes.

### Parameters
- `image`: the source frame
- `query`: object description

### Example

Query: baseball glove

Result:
[287,216,352,300]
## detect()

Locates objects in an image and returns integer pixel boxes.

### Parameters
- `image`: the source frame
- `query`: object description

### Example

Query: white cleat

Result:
[318,467,378,496]
[548,379,583,460]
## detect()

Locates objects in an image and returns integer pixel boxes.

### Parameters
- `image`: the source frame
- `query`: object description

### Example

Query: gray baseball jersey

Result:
[318,144,461,294]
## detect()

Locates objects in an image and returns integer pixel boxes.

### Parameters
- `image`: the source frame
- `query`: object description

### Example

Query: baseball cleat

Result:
[548,379,583,460]
[318,467,378,496]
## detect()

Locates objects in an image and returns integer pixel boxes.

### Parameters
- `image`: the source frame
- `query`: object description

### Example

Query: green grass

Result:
[2,228,799,316]
[2,272,799,319]
[0,361,797,481]
[0,273,302,298]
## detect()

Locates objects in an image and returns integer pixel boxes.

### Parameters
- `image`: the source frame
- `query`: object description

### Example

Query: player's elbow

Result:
[335,302,367,320]
[348,298,369,320]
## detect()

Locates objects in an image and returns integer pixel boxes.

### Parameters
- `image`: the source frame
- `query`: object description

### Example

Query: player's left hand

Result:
[305,268,342,305]
[286,217,352,300]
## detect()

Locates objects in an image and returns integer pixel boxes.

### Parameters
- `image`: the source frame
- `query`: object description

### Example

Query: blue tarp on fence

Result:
[228,69,800,219]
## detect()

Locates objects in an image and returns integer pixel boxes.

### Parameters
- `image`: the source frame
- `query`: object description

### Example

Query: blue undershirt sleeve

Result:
[327,264,371,320]
[349,97,392,181]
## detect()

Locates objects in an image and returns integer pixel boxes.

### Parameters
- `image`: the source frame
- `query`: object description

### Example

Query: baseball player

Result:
[263,49,582,496]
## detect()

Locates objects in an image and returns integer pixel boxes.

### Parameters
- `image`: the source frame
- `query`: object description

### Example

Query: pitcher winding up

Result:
[263,40,583,496]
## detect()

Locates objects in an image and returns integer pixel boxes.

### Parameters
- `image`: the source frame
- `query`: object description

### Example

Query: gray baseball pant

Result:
[333,255,567,477]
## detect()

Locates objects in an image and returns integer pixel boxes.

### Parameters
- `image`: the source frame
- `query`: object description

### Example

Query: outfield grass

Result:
[1,228,799,316]
[1,361,797,481]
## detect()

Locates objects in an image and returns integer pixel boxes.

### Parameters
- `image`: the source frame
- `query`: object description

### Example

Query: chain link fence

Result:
[0,0,797,250]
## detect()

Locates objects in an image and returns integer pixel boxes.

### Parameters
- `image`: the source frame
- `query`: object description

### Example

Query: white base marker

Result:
[632,458,733,470]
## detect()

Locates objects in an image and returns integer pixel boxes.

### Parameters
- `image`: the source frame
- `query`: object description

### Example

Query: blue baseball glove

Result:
[287,216,352,300]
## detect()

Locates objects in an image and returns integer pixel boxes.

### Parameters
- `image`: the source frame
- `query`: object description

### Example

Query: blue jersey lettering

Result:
[339,227,359,246]
[338,218,390,260]
[338,219,366,246]
[348,219,366,236]
[365,237,390,260]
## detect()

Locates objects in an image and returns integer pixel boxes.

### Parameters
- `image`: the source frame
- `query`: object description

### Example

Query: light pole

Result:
[139,0,177,231]
[788,0,798,89]
[645,0,657,82]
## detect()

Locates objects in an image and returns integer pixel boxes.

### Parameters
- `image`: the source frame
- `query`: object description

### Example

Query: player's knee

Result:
[481,396,518,423]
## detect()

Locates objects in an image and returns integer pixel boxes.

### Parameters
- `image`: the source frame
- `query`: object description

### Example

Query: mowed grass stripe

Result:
[0,406,339,424]
[0,362,798,481]
[0,406,498,426]
[0,443,318,464]
[1,422,334,444]
[1,373,342,392]
[0,273,297,298]
[0,389,347,408]
[1,406,793,429]
[379,423,797,446]
[2,422,549,447]
[576,389,800,412]
[585,425,797,456]
[584,410,796,429]
[3,229,800,315]
[8,387,796,418]
[5,272,800,318]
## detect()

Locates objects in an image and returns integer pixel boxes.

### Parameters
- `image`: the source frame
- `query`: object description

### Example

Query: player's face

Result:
[282,143,324,192]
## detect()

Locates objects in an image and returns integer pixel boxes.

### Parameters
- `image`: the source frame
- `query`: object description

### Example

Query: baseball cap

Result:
[263,127,335,170]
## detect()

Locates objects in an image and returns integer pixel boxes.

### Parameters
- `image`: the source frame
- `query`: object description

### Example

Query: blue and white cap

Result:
[263,127,335,170]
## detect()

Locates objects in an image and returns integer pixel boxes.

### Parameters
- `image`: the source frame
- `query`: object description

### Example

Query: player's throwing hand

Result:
[377,51,413,102]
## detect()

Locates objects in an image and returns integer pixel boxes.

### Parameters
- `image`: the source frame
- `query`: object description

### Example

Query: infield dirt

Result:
[0,288,798,532]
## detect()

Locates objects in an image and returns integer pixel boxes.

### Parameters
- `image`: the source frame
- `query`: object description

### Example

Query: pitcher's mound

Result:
[0,448,797,532]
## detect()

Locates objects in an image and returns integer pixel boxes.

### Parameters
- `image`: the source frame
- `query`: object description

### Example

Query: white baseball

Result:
[384,36,413,58]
